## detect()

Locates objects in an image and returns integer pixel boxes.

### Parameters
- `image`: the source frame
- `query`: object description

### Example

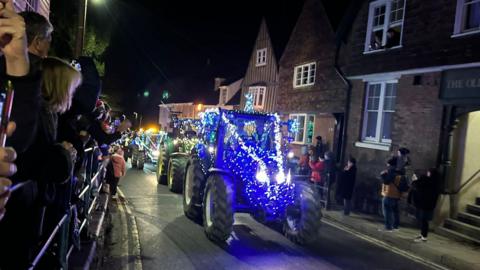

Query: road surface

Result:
[102,164,435,270]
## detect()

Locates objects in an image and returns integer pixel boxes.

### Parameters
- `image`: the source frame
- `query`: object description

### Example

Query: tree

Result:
[84,28,109,76]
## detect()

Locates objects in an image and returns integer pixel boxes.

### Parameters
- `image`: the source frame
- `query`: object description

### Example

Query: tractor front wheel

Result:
[283,182,322,245]
[203,174,234,242]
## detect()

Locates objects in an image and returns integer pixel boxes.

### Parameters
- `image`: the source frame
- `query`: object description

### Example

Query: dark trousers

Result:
[417,209,433,237]
[343,199,352,215]
[108,177,120,196]
[382,197,400,230]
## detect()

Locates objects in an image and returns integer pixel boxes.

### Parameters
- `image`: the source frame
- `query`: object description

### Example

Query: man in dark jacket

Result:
[410,168,440,242]
[338,157,357,215]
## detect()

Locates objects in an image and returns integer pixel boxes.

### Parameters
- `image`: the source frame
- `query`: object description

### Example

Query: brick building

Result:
[340,0,480,239]
[276,0,347,158]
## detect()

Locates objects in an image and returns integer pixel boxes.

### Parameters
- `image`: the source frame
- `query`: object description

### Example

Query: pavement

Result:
[323,210,480,270]
[98,163,454,270]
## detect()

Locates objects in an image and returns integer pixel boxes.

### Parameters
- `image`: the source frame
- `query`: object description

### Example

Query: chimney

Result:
[214,77,226,91]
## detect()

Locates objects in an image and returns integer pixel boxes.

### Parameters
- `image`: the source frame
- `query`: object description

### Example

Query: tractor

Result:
[131,130,164,170]
[180,109,322,245]
[156,118,199,193]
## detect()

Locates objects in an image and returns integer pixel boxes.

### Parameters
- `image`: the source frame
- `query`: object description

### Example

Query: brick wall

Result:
[276,0,346,115]
[345,73,444,186]
[343,0,480,77]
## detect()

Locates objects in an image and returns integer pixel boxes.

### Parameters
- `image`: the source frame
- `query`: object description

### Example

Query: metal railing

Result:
[443,168,480,195]
[27,146,107,270]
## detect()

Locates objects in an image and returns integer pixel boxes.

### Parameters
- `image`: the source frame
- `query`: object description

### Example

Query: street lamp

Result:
[75,0,104,57]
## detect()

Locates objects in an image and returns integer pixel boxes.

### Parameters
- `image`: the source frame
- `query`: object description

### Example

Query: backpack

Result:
[396,175,409,193]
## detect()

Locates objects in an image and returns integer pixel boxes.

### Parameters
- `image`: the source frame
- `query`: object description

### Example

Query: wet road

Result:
[102,164,435,270]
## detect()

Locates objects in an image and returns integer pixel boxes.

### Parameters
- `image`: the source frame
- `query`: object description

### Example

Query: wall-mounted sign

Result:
[441,68,480,102]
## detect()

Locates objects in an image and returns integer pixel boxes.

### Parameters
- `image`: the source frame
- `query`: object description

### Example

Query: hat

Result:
[399,147,410,155]
[316,136,322,141]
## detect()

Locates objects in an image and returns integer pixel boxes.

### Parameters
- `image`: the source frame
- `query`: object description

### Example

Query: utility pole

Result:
[75,0,88,58]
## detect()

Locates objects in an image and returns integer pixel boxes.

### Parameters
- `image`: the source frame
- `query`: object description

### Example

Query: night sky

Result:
[82,0,350,125]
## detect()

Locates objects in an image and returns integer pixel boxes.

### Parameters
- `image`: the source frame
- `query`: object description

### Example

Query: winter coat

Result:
[411,175,440,211]
[309,160,325,183]
[112,153,126,178]
[338,166,357,200]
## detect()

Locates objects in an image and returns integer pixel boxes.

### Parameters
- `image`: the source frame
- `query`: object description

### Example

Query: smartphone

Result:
[0,80,14,147]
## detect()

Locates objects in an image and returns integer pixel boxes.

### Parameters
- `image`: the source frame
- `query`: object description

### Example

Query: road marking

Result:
[321,218,449,270]
[116,194,130,270]
[118,188,144,270]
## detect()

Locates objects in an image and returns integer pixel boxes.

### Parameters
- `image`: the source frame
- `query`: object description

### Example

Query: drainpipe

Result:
[334,44,352,165]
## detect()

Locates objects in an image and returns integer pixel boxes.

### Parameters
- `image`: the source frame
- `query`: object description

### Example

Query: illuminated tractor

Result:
[131,130,163,170]
[182,109,322,245]
[156,119,199,193]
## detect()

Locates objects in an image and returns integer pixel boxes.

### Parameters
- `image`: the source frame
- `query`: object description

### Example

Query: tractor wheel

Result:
[183,158,205,222]
[156,146,168,185]
[203,174,234,242]
[283,181,322,245]
[167,157,187,193]
[137,152,145,170]
[131,147,138,168]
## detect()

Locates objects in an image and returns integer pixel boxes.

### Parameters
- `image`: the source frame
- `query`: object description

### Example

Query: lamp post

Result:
[75,0,104,57]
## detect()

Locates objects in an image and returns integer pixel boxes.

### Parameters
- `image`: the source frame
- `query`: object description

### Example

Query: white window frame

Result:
[220,88,228,105]
[256,48,267,67]
[248,86,266,110]
[364,0,406,53]
[453,0,480,37]
[289,114,315,144]
[293,62,316,88]
[361,80,398,145]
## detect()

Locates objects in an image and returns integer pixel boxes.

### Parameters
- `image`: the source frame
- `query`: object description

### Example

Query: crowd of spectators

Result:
[0,2,130,269]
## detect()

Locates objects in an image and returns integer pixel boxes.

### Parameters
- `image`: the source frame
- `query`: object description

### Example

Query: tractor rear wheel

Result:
[137,151,145,170]
[283,182,322,245]
[203,174,234,242]
[167,157,187,193]
[183,158,205,222]
[131,147,138,168]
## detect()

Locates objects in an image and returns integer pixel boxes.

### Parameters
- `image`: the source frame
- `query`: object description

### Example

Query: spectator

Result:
[380,158,406,232]
[0,57,81,269]
[19,11,53,60]
[410,168,441,242]
[309,154,325,203]
[298,146,313,176]
[338,157,357,216]
[385,28,400,48]
[315,136,324,159]
[396,147,411,175]
[0,123,17,222]
[107,145,127,199]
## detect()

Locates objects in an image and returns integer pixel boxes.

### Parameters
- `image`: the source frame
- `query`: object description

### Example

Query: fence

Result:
[25,146,107,270]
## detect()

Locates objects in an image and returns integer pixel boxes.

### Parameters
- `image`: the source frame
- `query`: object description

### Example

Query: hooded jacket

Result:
[111,153,126,178]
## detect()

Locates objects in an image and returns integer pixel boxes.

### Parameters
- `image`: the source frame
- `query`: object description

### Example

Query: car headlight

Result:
[255,167,269,183]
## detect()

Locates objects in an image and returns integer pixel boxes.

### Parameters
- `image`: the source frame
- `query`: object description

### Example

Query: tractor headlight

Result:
[275,171,286,184]
[287,151,294,159]
[255,167,269,183]
[152,150,160,157]
[208,146,215,153]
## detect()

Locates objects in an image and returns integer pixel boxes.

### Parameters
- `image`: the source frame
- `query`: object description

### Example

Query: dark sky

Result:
[85,0,350,125]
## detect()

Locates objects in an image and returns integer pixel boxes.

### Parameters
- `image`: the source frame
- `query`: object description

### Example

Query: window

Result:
[256,48,267,66]
[294,62,316,87]
[454,0,480,35]
[220,88,228,105]
[365,0,405,52]
[290,114,315,144]
[248,86,266,109]
[362,82,397,144]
